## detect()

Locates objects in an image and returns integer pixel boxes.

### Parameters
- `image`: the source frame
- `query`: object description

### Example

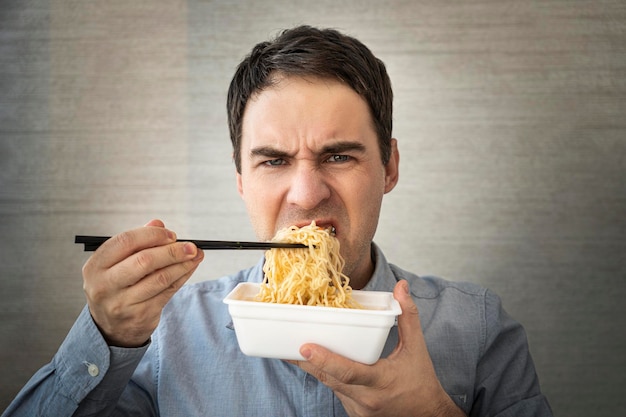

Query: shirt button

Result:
[87,363,99,377]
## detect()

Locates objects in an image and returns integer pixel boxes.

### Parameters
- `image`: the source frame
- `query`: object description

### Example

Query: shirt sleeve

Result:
[1,305,152,417]
[470,290,553,417]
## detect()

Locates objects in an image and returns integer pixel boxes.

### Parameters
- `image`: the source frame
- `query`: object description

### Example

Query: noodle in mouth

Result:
[256,221,360,308]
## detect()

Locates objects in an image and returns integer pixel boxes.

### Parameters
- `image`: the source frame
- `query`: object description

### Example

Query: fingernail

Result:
[192,248,204,261]
[184,242,196,256]
[300,347,312,360]
[402,280,410,294]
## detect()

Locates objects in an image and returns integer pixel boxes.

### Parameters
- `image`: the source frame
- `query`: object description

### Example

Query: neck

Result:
[346,248,375,290]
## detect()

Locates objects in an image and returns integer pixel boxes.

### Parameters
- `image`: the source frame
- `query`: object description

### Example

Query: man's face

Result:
[236,76,398,288]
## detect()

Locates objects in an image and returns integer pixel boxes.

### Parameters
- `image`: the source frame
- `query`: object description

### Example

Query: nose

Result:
[285,164,331,210]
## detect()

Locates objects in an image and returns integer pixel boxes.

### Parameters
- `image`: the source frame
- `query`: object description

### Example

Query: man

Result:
[3,26,552,416]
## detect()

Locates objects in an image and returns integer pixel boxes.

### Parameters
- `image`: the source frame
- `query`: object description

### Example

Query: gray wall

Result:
[1,0,625,415]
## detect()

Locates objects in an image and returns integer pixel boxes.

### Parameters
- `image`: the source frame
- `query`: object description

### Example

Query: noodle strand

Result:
[256,221,360,308]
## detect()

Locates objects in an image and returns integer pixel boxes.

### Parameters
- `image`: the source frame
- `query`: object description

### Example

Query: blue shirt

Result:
[3,244,552,416]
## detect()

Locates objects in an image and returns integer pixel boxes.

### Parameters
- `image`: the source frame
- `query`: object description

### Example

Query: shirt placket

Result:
[302,372,336,417]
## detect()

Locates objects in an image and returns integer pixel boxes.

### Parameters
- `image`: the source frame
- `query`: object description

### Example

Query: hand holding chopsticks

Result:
[77,221,309,347]
[80,220,209,347]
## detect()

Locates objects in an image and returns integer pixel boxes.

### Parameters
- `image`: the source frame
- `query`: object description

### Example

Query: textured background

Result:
[1,0,625,415]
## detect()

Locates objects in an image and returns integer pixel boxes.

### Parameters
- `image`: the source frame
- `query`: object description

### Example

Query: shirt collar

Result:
[361,242,399,293]
[248,257,265,283]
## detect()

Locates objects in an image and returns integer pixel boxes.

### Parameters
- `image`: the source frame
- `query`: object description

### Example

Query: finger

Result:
[296,343,379,388]
[128,246,204,303]
[90,225,177,270]
[146,254,204,309]
[109,241,200,289]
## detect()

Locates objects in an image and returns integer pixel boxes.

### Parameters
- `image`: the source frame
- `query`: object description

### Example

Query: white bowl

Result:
[223,282,401,364]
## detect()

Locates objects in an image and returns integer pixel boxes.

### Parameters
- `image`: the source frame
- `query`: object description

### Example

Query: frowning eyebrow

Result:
[320,141,366,155]
[249,141,366,159]
[250,146,292,159]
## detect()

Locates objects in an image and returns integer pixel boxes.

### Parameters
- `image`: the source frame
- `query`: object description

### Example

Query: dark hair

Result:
[227,25,393,173]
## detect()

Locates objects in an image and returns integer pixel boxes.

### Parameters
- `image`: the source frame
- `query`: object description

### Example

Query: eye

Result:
[326,155,351,163]
[263,158,286,167]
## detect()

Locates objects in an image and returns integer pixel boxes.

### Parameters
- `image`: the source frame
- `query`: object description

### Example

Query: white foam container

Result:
[223,282,401,364]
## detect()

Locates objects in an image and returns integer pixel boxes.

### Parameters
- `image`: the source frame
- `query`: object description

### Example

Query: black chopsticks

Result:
[75,235,309,252]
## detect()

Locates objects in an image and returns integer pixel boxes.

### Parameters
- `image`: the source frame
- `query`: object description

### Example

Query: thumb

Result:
[391,280,424,355]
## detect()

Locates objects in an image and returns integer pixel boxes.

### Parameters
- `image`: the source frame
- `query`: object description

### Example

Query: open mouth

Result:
[313,222,336,236]
[292,221,336,236]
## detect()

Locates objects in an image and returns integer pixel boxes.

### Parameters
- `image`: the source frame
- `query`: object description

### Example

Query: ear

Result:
[236,171,244,198]
[384,138,399,193]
